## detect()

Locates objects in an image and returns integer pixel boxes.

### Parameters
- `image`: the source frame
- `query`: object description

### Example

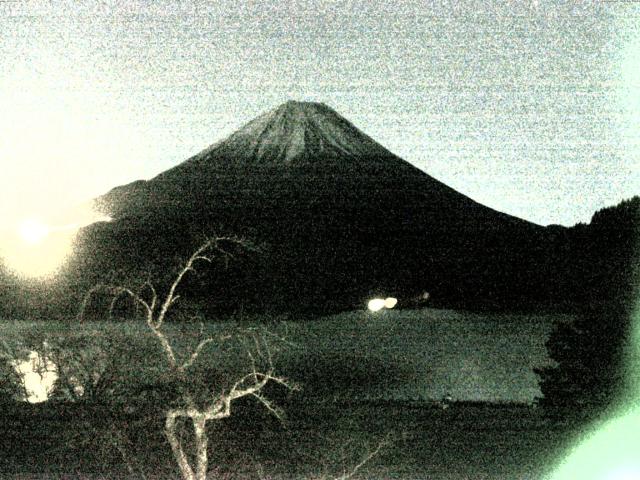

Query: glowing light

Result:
[18,218,50,245]
[1,227,74,278]
[384,297,398,309]
[10,350,58,403]
[368,297,399,311]
[0,206,112,278]
[368,298,386,312]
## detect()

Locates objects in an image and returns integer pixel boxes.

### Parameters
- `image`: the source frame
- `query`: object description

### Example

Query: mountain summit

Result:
[85,101,548,313]
[159,101,410,179]
[211,100,395,165]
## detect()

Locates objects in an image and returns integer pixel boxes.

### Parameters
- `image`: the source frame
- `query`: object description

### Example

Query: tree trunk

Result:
[165,410,211,480]
[165,411,197,480]
[193,415,209,480]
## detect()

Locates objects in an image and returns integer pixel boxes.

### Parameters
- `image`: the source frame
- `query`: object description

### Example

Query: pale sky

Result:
[1,0,639,227]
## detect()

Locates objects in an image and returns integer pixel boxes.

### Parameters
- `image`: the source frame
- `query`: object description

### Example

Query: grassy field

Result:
[0,399,578,479]
[0,308,578,479]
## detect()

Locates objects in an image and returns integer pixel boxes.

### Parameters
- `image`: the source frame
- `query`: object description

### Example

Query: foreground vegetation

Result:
[0,396,577,479]
[0,306,574,479]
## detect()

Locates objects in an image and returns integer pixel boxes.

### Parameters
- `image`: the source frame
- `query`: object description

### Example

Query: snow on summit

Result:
[189,101,399,167]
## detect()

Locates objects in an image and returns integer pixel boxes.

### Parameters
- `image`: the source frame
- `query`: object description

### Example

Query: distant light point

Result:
[368,297,398,312]
[368,298,386,312]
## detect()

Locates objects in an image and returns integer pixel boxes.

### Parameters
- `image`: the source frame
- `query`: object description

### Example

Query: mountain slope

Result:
[78,101,549,313]
[97,101,534,233]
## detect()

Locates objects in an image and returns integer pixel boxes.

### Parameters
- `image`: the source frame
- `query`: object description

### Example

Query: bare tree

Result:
[78,237,294,480]
[308,436,389,480]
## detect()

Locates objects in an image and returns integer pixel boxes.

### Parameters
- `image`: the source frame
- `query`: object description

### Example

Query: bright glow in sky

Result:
[0,0,638,228]
[0,206,111,278]
[18,218,50,245]
[1,225,75,278]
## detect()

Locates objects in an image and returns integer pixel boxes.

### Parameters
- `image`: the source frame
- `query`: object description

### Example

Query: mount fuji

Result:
[75,101,551,313]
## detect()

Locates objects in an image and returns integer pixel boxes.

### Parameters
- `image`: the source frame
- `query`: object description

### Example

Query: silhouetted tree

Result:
[535,197,639,419]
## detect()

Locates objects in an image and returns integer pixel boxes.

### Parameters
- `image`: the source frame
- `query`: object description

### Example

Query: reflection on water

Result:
[10,349,58,403]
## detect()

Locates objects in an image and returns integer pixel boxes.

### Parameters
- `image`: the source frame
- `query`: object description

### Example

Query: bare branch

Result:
[107,290,127,320]
[191,255,213,265]
[251,392,285,421]
[180,335,231,371]
[155,236,243,329]
[108,424,148,480]
[261,327,299,348]
[203,367,291,422]
[77,288,95,323]
[334,438,389,480]
[168,294,181,308]
[148,324,178,368]
[78,284,153,323]
[139,278,158,315]
[228,371,273,400]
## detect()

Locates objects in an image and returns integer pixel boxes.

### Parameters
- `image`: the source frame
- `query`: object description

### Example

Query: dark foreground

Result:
[0,400,576,480]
